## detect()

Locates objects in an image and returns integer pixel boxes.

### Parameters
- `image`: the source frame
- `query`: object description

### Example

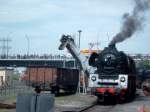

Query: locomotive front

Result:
[89,44,136,101]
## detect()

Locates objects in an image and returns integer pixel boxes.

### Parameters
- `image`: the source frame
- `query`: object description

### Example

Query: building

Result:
[0,68,13,86]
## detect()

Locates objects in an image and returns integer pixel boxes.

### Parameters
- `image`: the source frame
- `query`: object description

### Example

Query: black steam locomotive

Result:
[88,44,136,102]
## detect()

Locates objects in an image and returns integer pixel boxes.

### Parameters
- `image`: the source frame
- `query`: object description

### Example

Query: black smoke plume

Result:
[109,0,150,45]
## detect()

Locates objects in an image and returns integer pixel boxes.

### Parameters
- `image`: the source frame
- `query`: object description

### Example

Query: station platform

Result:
[54,93,97,112]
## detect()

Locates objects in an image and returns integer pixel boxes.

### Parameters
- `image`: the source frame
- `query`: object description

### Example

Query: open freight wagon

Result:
[21,67,79,94]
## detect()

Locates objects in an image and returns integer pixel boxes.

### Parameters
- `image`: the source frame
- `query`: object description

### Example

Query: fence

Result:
[0,80,33,100]
[0,54,74,60]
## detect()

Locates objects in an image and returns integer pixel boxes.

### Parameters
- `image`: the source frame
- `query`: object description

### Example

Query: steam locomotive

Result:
[88,44,136,102]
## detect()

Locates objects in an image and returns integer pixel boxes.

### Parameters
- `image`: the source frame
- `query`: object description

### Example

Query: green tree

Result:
[136,60,150,69]
[12,72,20,80]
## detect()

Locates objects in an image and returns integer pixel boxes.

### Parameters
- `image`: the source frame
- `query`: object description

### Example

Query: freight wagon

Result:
[21,67,79,94]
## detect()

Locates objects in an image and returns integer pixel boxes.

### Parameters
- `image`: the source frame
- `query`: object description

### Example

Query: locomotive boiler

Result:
[88,44,136,102]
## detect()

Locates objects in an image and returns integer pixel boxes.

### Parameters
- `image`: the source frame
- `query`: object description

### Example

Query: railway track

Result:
[60,103,115,112]
[79,104,115,112]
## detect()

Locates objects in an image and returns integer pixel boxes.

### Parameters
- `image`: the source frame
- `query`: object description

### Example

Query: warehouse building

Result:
[0,68,13,86]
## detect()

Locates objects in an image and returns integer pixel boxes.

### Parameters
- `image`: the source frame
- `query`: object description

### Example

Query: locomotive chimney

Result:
[108,44,116,49]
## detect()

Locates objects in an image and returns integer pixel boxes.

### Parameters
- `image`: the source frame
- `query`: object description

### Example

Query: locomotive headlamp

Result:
[120,76,126,82]
[91,76,96,81]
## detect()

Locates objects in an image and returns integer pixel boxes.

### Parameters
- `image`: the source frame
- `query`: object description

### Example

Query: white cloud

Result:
[0,0,64,23]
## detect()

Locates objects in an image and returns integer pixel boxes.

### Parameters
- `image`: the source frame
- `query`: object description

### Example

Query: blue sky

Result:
[0,0,150,55]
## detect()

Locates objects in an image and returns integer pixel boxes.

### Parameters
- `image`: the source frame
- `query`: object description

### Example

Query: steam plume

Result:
[109,0,150,45]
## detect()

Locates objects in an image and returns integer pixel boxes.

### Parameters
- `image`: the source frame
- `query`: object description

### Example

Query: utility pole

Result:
[77,30,87,93]
[6,38,11,58]
[0,38,12,59]
[78,30,82,49]
[25,35,30,56]
[77,30,82,93]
